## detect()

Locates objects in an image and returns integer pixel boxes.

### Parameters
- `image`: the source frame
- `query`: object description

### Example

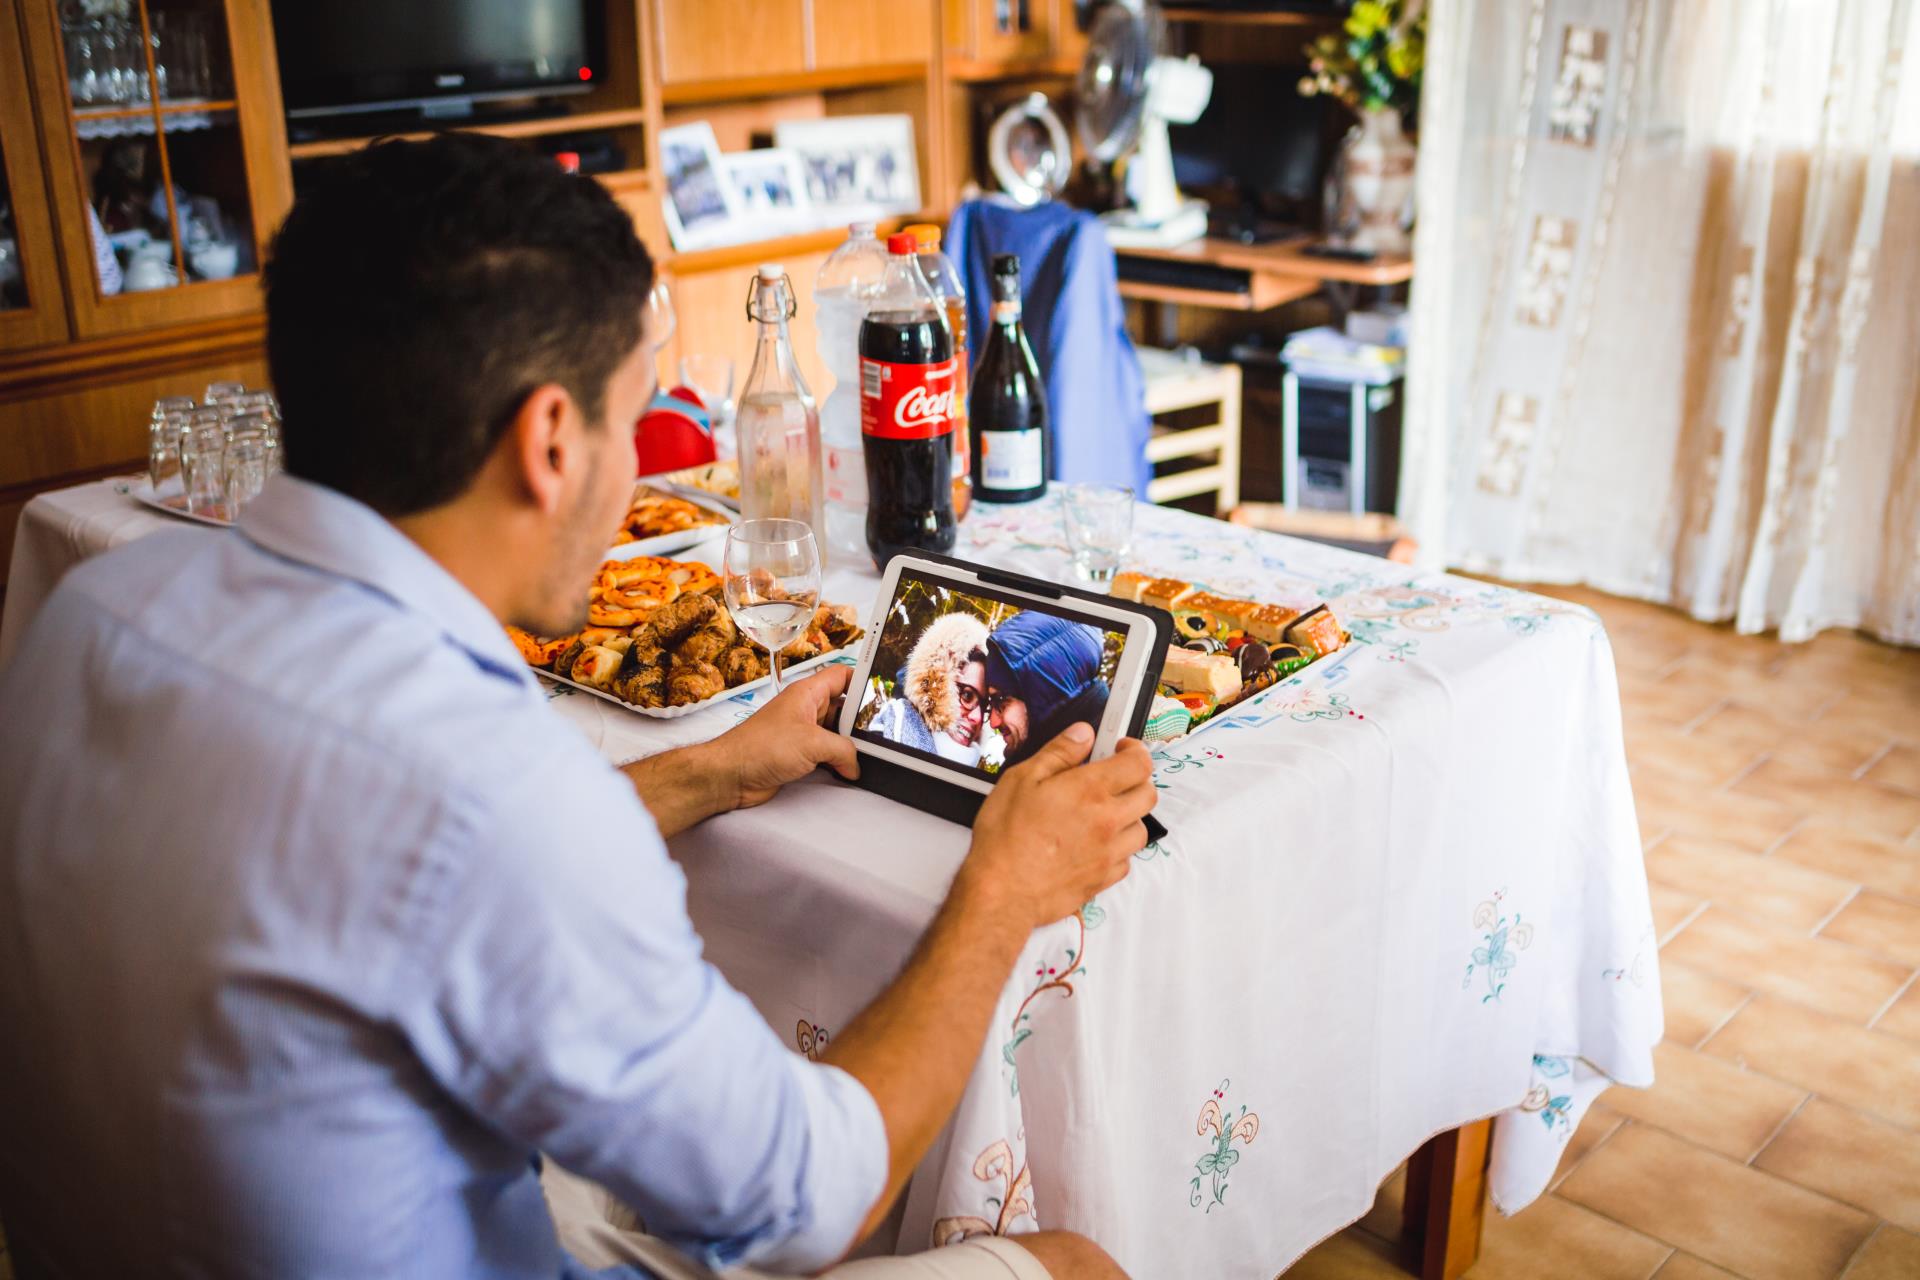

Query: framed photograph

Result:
[773,114,922,223]
[718,148,815,238]
[659,121,742,250]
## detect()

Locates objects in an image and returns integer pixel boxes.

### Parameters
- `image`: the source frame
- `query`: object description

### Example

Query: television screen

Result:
[272,0,595,120]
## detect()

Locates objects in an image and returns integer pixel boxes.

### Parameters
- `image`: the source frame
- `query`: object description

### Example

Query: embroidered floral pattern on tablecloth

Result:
[1602,928,1655,989]
[1151,745,1224,789]
[1520,1054,1575,1135]
[1189,1080,1260,1213]
[1001,900,1104,1097]
[795,1020,830,1061]
[931,1139,1036,1244]
[1464,890,1534,1003]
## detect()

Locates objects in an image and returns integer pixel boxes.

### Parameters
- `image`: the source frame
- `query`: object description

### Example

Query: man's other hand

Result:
[708,665,860,811]
[959,724,1156,932]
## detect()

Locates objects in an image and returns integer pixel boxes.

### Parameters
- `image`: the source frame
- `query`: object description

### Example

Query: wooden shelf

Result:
[1117,237,1411,311]
[946,55,1082,83]
[666,211,934,274]
[72,98,238,121]
[286,106,651,159]
[1160,7,1323,25]
[1127,235,1414,280]
[660,63,927,106]
[1121,276,1313,310]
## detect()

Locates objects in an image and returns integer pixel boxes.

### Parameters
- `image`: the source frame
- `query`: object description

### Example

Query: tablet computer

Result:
[838,552,1172,830]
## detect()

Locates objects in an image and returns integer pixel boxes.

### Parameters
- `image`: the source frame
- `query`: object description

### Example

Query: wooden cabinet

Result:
[814,0,933,71]
[0,2,69,352]
[14,0,291,342]
[655,0,808,86]
[656,0,932,92]
[947,0,1063,67]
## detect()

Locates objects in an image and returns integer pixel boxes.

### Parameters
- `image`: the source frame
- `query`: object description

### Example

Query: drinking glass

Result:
[648,280,676,347]
[1060,484,1135,583]
[180,421,228,518]
[233,390,279,424]
[148,419,183,494]
[721,519,821,695]
[151,395,196,426]
[203,380,246,406]
[224,431,270,511]
[679,354,736,432]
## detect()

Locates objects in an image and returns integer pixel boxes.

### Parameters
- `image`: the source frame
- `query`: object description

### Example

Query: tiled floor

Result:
[1285,586,1920,1280]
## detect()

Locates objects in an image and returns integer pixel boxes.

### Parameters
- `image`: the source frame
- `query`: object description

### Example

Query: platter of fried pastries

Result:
[506,555,865,718]
[606,484,734,558]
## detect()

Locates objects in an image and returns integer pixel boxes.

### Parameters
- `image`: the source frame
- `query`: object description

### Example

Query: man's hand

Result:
[707,665,860,811]
[957,723,1157,932]
[621,666,858,836]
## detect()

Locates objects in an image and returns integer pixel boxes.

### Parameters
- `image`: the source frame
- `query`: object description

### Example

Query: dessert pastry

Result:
[717,644,768,686]
[613,490,727,544]
[1138,577,1197,613]
[1161,646,1241,701]
[1143,694,1193,743]
[507,627,568,669]
[1266,641,1315,678]
[1108,570,1153,603]
[572,645,625,690]
[813,603,864,648]
[1284,604,1348,657]
[616,645,667,707]
[668,660,727,706]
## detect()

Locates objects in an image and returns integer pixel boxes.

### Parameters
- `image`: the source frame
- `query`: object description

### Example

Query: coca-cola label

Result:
[861,356,957,440]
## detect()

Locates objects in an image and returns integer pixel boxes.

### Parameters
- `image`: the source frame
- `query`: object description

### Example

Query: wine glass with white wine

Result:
[722,519,821,695]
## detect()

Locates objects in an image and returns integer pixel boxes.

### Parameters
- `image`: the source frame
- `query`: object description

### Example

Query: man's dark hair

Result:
[265,133,655,516]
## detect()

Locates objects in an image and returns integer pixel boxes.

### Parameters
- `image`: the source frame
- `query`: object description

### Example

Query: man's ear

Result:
[508,383,578,515]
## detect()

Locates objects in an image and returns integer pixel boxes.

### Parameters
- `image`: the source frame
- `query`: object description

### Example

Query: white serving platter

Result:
[603,485,737,560]
[535,645,854,718]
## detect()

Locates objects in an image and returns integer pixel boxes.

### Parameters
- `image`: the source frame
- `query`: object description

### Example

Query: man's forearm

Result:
[620,741,734,838]
[821,870,1034,1249]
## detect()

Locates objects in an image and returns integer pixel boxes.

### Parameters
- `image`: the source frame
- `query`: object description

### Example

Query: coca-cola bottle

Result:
[860,233,957,568]
[969,254,1049,504]
[738,264,824,551]
[904,223,971,520]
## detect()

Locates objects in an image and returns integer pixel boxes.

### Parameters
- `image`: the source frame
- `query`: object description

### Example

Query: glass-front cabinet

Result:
[0,1,71,350]
[14,0,291,341]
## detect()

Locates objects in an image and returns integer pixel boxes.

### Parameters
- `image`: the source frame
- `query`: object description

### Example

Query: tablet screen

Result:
[850,570,1130,781]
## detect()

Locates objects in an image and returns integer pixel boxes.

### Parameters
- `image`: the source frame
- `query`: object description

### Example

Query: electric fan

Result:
[1075,0,1214,248]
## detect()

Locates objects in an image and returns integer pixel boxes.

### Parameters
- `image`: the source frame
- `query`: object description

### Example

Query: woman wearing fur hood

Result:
[866,613,996,767]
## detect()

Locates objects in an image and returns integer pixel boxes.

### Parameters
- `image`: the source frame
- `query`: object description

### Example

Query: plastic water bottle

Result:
[813,223,889,565]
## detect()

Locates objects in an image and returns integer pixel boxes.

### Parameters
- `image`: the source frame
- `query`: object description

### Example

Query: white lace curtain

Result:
[1403,0,1920,645]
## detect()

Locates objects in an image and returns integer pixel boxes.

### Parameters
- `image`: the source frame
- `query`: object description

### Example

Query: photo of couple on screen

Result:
[852,575,1124,778]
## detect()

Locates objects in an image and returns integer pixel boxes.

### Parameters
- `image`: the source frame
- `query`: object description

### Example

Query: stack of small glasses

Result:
[146,382,283,520]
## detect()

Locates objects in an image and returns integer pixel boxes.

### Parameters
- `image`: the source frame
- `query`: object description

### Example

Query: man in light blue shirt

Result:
[0,136,1156,1279]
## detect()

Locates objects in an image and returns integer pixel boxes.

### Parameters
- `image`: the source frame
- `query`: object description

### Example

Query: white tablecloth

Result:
[1,479,1661,1277]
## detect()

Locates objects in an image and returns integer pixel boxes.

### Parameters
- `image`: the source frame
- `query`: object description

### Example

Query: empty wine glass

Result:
[722,518,821,695]
[1060,484,1135,584]
[648,280,676,347]
[679,354,735,422]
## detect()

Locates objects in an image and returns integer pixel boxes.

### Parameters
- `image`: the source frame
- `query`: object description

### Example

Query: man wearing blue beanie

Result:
[984,612,1113,766]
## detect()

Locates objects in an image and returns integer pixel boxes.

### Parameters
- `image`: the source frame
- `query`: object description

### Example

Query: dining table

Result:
[1,476,1662,1279]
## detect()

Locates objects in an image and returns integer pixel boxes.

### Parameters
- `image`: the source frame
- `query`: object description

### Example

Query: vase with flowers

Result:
[1300,0,1425,254]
